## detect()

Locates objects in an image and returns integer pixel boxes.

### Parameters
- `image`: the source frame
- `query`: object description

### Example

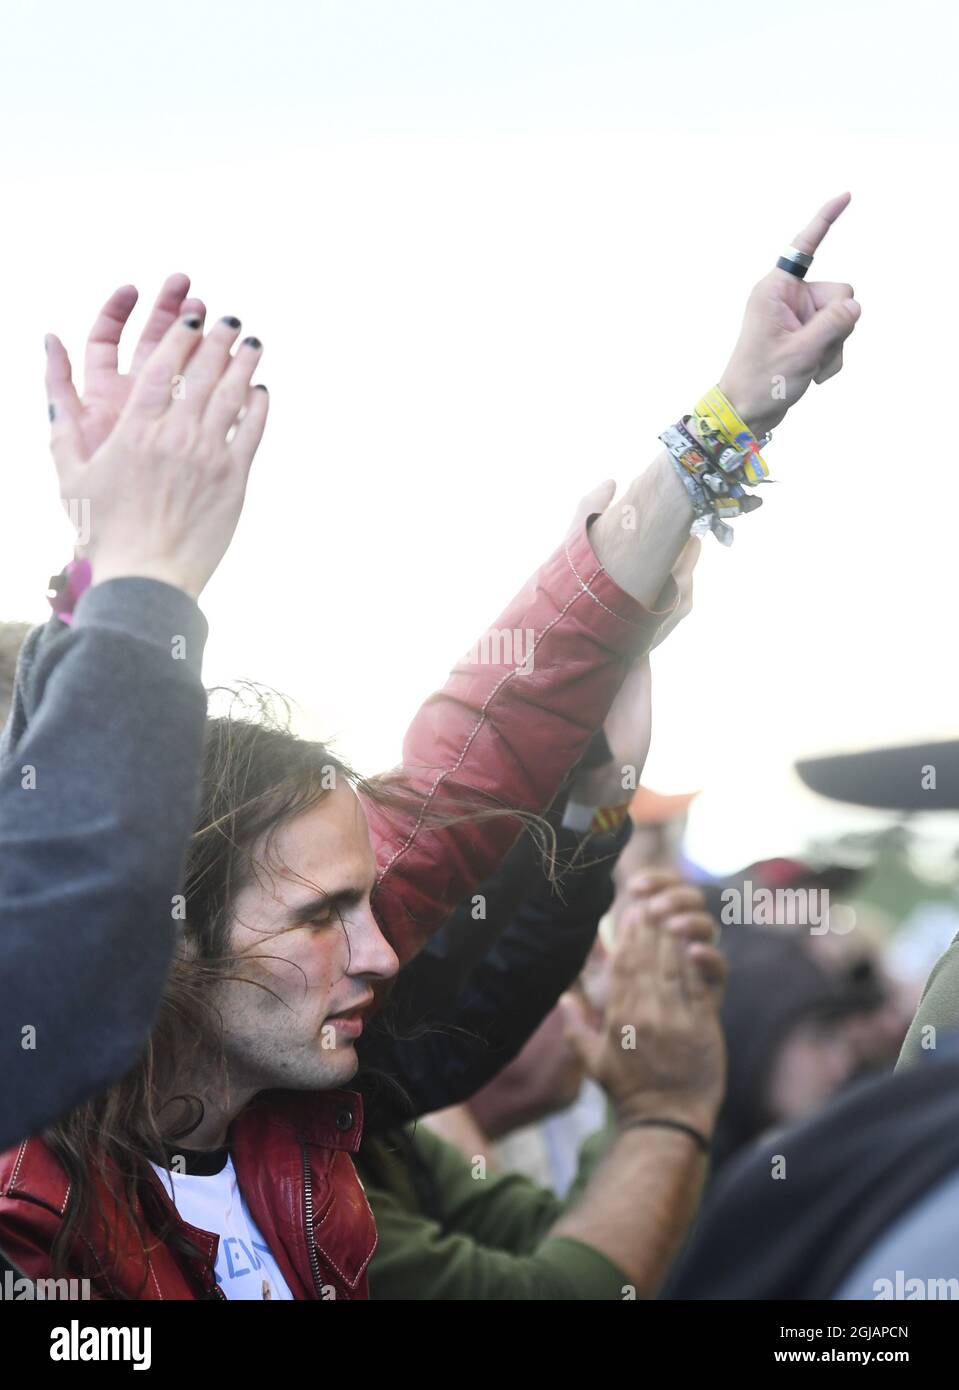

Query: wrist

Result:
[613,1096,717,1140]
[587,455,692,609]
[616,1115,712,1157]
[89,558,203,600]
[715,372,780,438]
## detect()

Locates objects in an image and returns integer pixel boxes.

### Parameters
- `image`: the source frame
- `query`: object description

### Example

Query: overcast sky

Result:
[3,0,958,870]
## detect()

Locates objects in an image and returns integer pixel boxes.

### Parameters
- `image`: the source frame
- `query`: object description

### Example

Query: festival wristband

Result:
[660,424,733,545]
[693,386,770,485]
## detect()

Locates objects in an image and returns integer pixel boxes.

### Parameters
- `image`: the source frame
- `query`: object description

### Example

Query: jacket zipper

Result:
[301,1144,325,1298]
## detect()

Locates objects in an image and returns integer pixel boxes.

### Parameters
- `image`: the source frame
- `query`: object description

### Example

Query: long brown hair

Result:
[45,686,553,1288]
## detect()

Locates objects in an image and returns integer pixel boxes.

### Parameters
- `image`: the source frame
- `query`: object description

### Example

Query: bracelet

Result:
[621,1117,711,1154]
[692,386,771,485]
[660,384,773,546]
[659,424,734,547]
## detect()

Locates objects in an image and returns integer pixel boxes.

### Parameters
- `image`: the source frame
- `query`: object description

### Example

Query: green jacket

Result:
[358,1121,627,1300]
[898,931,959,1069]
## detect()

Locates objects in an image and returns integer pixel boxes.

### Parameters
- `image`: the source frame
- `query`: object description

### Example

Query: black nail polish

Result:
[242,336,262,351]
[48,403,55,422]
[255,383,268,392]
[222,315,241,330]
[183,315,202,330]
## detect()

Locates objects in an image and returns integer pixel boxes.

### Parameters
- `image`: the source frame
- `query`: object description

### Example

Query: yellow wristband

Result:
[693,386,769,486]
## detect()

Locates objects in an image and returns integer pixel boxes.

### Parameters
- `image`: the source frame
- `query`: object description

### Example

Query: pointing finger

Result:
[789,191,851,258]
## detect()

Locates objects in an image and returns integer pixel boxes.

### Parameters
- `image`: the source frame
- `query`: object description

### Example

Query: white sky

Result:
[2,0,958,872]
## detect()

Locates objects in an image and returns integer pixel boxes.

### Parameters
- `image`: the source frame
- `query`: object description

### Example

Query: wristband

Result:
[46,558,92,626]
[661,387,773,545]
[692,386,770,485]
[621,1117,711,1154]
[660,424,733,546]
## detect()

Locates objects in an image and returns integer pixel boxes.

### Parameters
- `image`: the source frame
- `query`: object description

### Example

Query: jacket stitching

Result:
[314,1201,375,1289]
[375,584,588,889]
[80,1233,119,1299]
[562,538,646,626]
[8,1140,28,1193]
[375,545,651,895]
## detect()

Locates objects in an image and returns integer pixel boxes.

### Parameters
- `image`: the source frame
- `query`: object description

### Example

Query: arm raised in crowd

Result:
[360,585,695,1128]
[0,277,268,1148]
[365,195,860,964]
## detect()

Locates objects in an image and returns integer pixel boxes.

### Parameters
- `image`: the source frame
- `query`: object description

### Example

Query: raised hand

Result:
[46,305,269,599]
[561,871,726,1135]
[44,273,206,459]
[717,192,861,435]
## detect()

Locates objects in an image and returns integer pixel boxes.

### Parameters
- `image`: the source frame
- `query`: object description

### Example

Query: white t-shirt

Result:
[152,1155,295,1300]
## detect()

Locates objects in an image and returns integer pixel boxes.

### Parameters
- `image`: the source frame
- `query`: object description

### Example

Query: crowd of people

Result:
[2,192,957,1303]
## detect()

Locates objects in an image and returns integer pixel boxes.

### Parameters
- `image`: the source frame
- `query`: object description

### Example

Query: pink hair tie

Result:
[47,557,93,626]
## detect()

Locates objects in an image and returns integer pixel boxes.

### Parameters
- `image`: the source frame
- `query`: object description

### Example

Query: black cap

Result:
[796,741,959,812]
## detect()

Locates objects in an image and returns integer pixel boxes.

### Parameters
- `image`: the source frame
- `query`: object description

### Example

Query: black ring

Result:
[776,256,808,280]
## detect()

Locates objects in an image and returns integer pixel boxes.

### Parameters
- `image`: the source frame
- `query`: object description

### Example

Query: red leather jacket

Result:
[0,1092,373,1300]
[0,522,674,1299]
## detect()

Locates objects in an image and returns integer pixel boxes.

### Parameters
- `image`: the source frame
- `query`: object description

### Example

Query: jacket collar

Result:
[231,1089,364,1153]
[3,1089,364,1208]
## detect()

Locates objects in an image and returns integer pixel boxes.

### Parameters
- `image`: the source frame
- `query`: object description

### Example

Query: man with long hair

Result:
[0,195,861,1297]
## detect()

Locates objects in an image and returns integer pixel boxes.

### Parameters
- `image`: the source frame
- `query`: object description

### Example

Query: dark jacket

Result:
[666,1037,959,1299]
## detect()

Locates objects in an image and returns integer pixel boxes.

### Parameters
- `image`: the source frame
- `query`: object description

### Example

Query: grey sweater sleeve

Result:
[0,579,208,1148]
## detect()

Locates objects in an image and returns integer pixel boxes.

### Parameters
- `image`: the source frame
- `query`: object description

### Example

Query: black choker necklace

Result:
[160,1144,231,1176]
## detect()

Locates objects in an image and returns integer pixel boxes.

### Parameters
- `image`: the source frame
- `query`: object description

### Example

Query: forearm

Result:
[366,524,675,963]
[550,1124,708,1298]
[589,450,693,608]
[0,580,208,1145]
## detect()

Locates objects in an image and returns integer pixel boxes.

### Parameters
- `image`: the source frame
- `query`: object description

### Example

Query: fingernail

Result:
[843,298,861,320]
[242,336,262,351]
[183,315,202,330]
[48,403,55,422]
[221,315,241,330]
[254,383,268,392]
